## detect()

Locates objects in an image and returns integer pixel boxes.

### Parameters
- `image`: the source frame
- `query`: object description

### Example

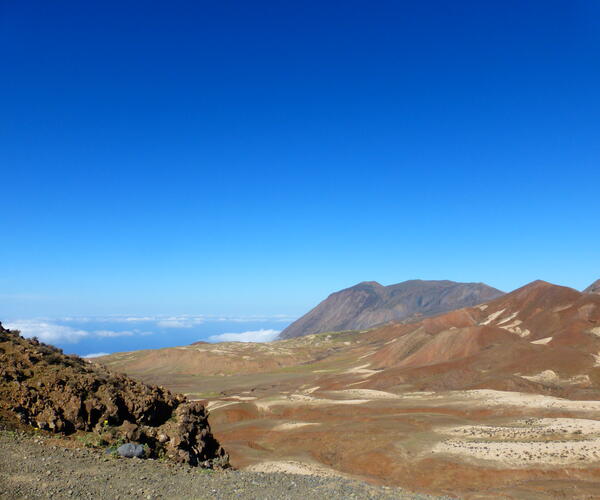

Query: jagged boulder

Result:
[0,323,229,468]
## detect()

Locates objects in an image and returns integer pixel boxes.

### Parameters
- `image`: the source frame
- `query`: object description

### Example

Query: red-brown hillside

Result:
[362,281,600,396]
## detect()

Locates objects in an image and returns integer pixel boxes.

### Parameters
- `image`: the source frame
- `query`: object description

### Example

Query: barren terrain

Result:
[99,281,600,498]
[0,428,441,500]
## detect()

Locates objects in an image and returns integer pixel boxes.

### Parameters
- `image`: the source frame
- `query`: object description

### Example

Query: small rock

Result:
[117,443,145,459]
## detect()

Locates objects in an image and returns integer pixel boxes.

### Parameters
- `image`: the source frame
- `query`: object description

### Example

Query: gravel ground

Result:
[0,431,452,500]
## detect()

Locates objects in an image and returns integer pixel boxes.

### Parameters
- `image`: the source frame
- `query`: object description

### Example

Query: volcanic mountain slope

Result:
[585,279,600,294]
[101,280,600,398]
[98,331,365,396]
[359,280,600,394]
[278,279,504,339]
[0,323,228,468]
[99,280,600,497]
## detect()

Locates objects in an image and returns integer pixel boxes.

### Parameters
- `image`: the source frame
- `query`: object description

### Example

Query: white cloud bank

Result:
[4,320,143,344]
[57,314,296,325]
[82,352,109,358]
[5,320,89,343]
[94,329,135,337]
[208,329,280,343]
[156,317,205,328]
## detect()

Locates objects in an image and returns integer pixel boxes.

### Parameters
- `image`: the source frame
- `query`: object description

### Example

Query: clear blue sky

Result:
[1,0,599,319]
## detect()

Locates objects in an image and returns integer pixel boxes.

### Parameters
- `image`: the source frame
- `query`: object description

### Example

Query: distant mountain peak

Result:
[355,281,383,287]
[522,279,553,288]
[585,279,600,294]
[279,279,504,339]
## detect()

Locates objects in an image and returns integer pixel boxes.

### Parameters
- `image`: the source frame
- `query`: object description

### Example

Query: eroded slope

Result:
[0,323,228,467]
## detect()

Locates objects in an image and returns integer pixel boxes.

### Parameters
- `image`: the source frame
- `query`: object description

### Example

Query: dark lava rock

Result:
[0,322,229,468]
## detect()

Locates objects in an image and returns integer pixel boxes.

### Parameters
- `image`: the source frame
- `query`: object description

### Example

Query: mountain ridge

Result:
[278,279,504,339]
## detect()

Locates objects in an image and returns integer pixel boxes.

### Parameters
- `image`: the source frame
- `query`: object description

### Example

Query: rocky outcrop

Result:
[279,279,504,339]
[584,279,600,294]
[0,323,228,468]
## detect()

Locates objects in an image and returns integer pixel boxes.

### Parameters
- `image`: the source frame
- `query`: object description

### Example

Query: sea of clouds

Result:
[4,314,293,358]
